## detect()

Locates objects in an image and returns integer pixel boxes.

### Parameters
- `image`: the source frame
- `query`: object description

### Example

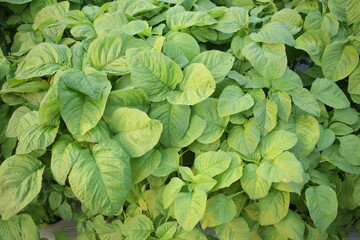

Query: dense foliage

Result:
[0,0,360,239]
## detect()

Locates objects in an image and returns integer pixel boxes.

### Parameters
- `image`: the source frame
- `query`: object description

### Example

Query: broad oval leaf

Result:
[167,63,216,105]
[88,35,131,75]
[259,190,290,226]
[0,155,44,220]
[123,214,154,240]
[191,50,234,83]
[242,42,287,80]
[200,194,237,228]
[217,85,254,117]
[305,185,338,231]
[193,98,230,144]
[174,191,207,232]
[310,78,350,108]
[321,41,359,81]
[215,217,250,240]
[60,68,109,100]
[59,81,111,136]
[291,114,320,159]
[149,102,190,147]
[105,107,163,158]
[240,164,271,200]
[250,22,295,46]
[259,130,298,160]
[290,88,320,117]
[68,139,131,216]
[15,43,71,79]
[194,151,232,177]
[228,118,260,156]
[130,50,183,102]
[253,99,278,135]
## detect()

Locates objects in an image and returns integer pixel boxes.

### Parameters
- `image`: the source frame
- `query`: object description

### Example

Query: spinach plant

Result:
[0,0,359,239]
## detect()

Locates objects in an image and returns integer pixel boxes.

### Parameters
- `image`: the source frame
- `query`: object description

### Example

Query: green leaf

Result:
[163,177,185,209]
[241,164,271,200]
[152,148,179,177]
[253,99,278,135]
[291,115,320,159]
[295,30,330,65]
[88,35,131,75]
[51,137,82,186]
[110,0,158,16]
[33,1,69,30]
[105,108,163,158]
[259,190,290,225]
[213,152,243,190]
[149,102,190,147]
[105,89,149,116]
[73,120,111,143]
[201,194,236,228]
[290,88,320,116]
[331,107,359,125]
[190,173,217,192]
[310,78,350,109]
[228,118,260,156]
[167,63,216,105]
[131,149,161,184]
[0,214,39,240]
[270,91,292,121]
[92,216,122,240]
[257,151,304,183]
[271,8,303,34]
[317,126,336,151]
[56,201,72,221]
[49,191,62,210]
[348,64,360,95]
[305,186,338,231]
[164,32,200,63]
[242,42,287,80]
[259,130,298,160]
[194,151,232,177]
[321,41,359,81]
[5,106,31,138]
[191,50,234,83]
[68,140,131,215]
[250,22,295,46]
[328,0,360,24]
[323,145,360,174]
[123,215,154,240]
[215,7,249,33]
[176,115,207,148]
[16,111,59,155]
[193,98,230,144]
[174,191,207,231]
[156,222,177,240]
[168,11,217,31]
[130,50,183,102]
[94,11,128,37]
[0,155,44,220]
[274,211,305,240]
[271,68,303,92]
[217,86,254,117]
[338,134,360,165]
[215,217,250,240]
[15,43,71,79]
[60,68,109,100]
[59,81,111,136]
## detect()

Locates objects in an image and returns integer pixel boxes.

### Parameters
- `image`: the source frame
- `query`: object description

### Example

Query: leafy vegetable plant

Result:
[0,0,360,239]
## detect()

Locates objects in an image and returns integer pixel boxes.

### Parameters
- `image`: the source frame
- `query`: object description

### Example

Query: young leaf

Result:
[15,43,71,79]
[130,50,183,102]
[259,190,290,225]
[163,177,186,209]
[174,191,207,231]
[105,108,163,158]
[0,155,44,220]
[310,78,350,108]
[217,86,254,117]
[240,164,271,200]
[253,99,278,135]
[201,194,237,228]
[194,151,232,177]
[68,140,131,216]
[305,186,338,231]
